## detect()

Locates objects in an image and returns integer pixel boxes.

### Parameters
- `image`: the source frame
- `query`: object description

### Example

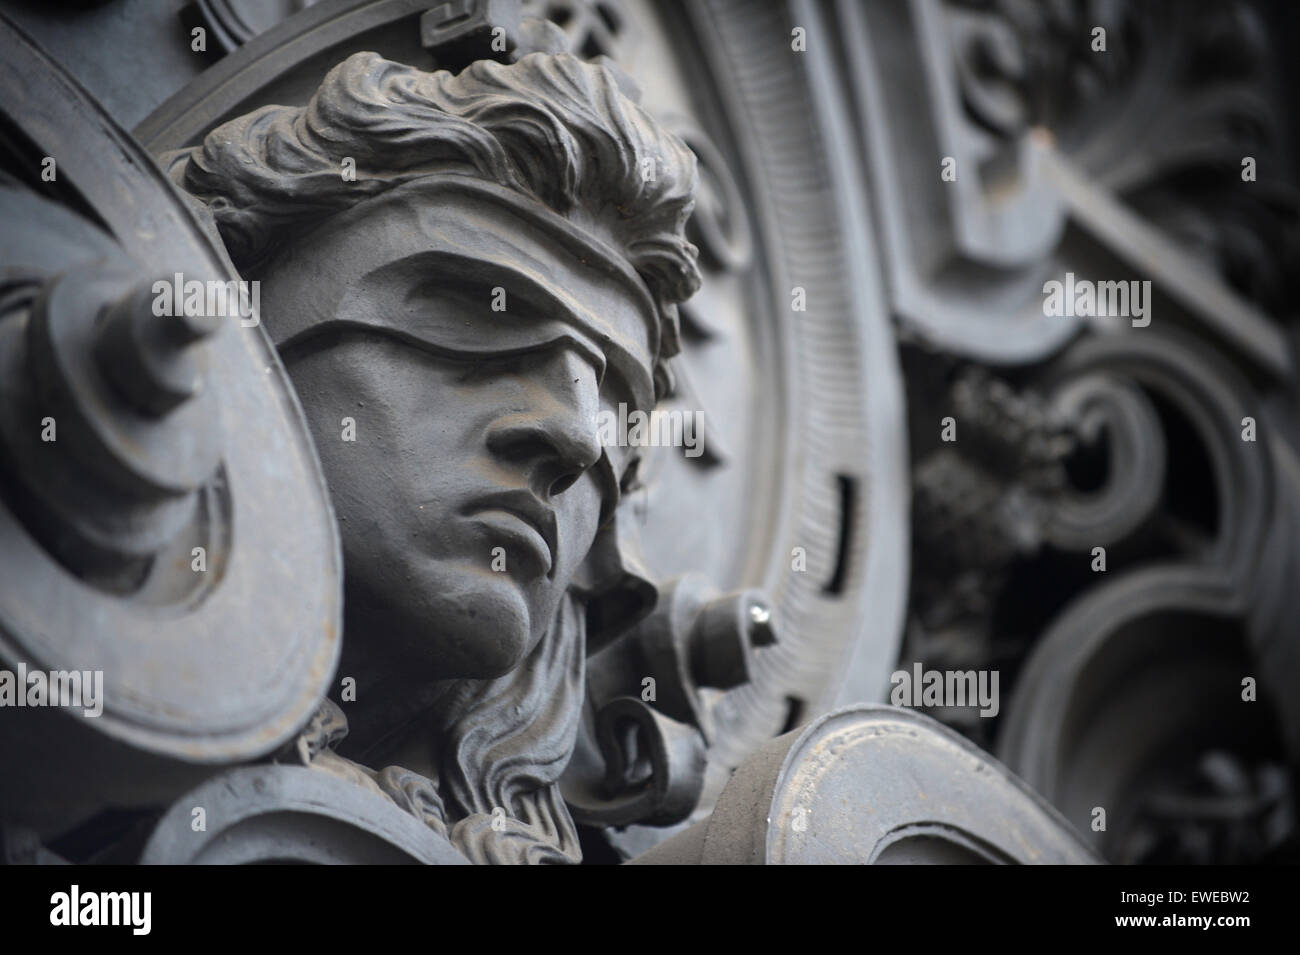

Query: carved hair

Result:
[311,593,584,864]
[174,50,701,370]
[428,593,587,864]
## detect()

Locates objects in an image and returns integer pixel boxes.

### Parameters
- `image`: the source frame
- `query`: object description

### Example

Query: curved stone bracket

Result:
[632,704,1097,864]
[141,765,469,865]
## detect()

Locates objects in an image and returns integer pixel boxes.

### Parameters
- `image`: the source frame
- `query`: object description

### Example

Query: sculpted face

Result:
[259,183,653,682]
[165,50,701,862]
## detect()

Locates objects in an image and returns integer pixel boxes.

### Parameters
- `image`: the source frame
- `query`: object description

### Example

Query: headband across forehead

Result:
[262,174,664,413]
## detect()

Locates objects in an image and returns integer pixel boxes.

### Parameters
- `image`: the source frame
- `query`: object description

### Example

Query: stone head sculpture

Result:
[167,50,701,862]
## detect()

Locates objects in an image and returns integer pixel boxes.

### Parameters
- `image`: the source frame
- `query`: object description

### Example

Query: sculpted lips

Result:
[462,489,558,578]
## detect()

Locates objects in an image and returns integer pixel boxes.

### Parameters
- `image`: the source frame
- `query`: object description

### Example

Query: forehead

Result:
[260,177,659,412]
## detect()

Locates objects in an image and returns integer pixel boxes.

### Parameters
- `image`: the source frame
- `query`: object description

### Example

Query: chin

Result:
[415,561,536,679]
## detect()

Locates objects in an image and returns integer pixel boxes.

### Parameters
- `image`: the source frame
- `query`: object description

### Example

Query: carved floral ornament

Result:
[0,0,1295,873]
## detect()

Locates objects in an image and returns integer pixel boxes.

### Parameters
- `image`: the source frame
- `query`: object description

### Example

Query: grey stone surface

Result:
[4,0,1298,867]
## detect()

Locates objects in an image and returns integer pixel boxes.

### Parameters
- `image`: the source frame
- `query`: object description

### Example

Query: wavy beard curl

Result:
[425,593,586,865]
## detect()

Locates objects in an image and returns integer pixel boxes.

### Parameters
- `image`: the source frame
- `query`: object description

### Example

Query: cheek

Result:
[285,343,471,548]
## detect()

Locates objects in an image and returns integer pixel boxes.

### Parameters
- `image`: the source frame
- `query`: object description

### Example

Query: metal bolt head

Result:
[748,601,776,647]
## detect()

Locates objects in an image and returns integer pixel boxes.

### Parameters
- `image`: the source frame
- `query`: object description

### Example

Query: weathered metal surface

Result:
[121,0,910,860]
[887,0,1300,864]
[1,0,1297,867]
[140,765,470,864]
[633,705,1097,864]
[0,14,342,835]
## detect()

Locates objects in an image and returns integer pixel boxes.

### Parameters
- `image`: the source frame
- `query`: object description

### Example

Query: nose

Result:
[485,349,602,499]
